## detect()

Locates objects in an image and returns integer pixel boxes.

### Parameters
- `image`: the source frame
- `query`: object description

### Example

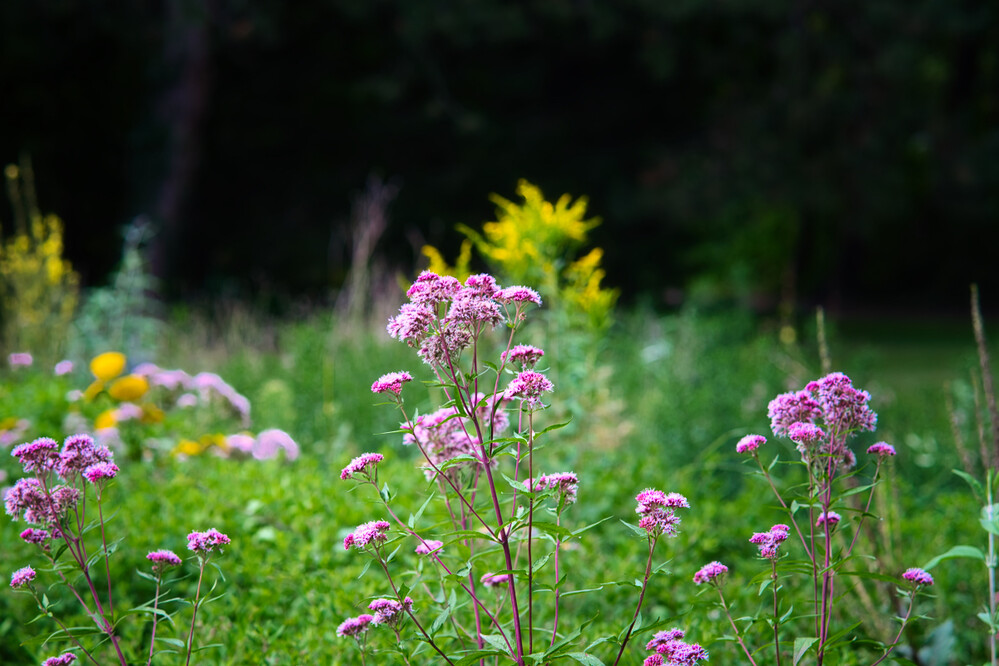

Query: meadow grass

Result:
[1,304,992,664]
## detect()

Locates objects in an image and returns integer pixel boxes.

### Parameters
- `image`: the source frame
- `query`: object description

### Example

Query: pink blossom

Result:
[151,369,193,391]
[253,429,299,461]
[816,511,841,527]
[867,441,896,458]
[387,303,436,344]
[646,628,686,651]
[337,614,374,637]
[810,372,878,434]
[736,434,765,454]
[344,521,391,551]
[176,393,199,408]
[495,286,542,306]
[341,453,384,480]
[534,472,579,504]
[768,390,822,436]
[505,370,554,408]
[10,565,35,588]
[83,462,119,484]
[371,371,414,395]
[58,434,113,480]
[501,344,545,368]
[750,524,790,560]
[406,271,461,305]
[693,561,728,585]
[369,597,413,625]
[415,539,443,555]
[42,653,77,666]
[11,437,59,473]
[147,549,182,574]
[54,360,74,376]
[226,433,255,454]
[480,572,512,587]
[463,274,499,298]
[187,528,231,555]
[788,422,826,443]
[20,528,51,548]
[635,488,689,537]
[902,567,934,587]
[8,352,33,368]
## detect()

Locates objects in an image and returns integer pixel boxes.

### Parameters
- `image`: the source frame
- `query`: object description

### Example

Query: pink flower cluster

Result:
[147,549,182,574]
[902,567,934,587]
[867,441,896,458]
[340,452,384,481]
[415,539,443,555]
[635,489,689,538]
[343,521,391,551]
[371,371,413,395]
[769,373,877,439]
[480,572,513,588]
[224,429,300,461]
[533,472,579,504]
[692,561,728,585]
[816,511,842,527]
[505,370,554,409]
[41,654,77,666]
[8,352,33,368]
[20,528,51,550]
[501,344,545,369]
[10,565,36,589]
[337,614,374,638]
[750,524,790,560]
[187,528,231,555]
[644,628,708,665]
[369,597,413,625]
[736,434,765,454]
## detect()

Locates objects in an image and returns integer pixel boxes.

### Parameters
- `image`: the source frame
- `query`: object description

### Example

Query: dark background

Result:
[2,0,997,312]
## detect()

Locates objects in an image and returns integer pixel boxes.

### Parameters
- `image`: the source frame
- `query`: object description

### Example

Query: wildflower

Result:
[11,437,60,473]
[151,369,193,391]
[736,434,765,454]
[8,352,33,367]
[344,521,391,551]
[341,453,384,481]
[53,360,73,375]
[58,433,113,479]
[20,528,51,548]
[750,523,790,559]
[445,289,504,327]
[645,629,708,665]
[337,614,374,637]
[902,568,934,587]
[371,371,413,395]
[635,489,689,538]
[187,528,231,555]
[253,429,300,461]
[495,286,543,306]
[501,344,545,368]
[176,393,199,408]
[816,511,842,527]
[646,628,686,651]
[480,572,512,587]
[809,372,878,434]
[108,374,149,401]
[415,539,443,555]
[147,549,182,574]
[4,477,44,521]
[82,462,119,485]
[463,274,499,298]
[387,303,436,345]
[406,271,461,306]
[533,472,579,504]
[226,433,255,454]
[867,442,896,458]
[768,390,822,437]
[788,422,826,444]
[417,325,474,366]
[369,597,414,625]
[693,561,728,585]
[506,370,554,409]
[90,352,126,381]
[42,654,77,666]
[10,565,35,588]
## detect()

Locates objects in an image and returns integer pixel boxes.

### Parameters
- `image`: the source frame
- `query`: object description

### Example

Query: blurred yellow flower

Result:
[141,403,165,424]
[173,438,203,456]
[108,374,149,401]
[90,352,126,381]
[95,409,117,430]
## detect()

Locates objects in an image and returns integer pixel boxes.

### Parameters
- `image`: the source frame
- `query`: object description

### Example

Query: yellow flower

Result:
[82,380,105,402]
[95,409,117,430]
[108,374,149,401]
[91,352,126,381]
[141,403,165,424]
[173,438,204,456]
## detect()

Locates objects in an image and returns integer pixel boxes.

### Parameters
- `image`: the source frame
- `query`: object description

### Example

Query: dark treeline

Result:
[2,0,997,312]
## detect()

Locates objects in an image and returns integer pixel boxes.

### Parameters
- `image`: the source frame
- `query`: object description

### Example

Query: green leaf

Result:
[430,602,452,635]
[567,652,605,665]
[620,520,648,538]
[922,544,986,571]
[981,504,999,536]
[408,489,437,528]
[953,469,985,499]
[481,633,510,654]
[793,637,819,665]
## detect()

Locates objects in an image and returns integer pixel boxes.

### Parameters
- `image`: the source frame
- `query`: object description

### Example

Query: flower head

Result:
[42,653,77,666]
[10,565,35,589]
[736,434,765,454]
[20,528,51,549]
[8,352,33,368]
[750,523,791,559]
[341,453,384,481]
[415,539,443,555]
[343,521,391,551]
[147,550,182,574]
[768,390,822,437]
[635,489,689,538]
[788,422,826,444]
[90,351,126,381]
[533,472,579,504]
[867,441,896,458]
[693,561,729,585]
[816,511,842,528]
[494,286,542,306]
[902,567,934,587]
[371,371,414,395]
[108,374,149,401]
[480,572,512,588]
[58,434,113,480]
[387,303,436,345]
[12,437,60,473]
[54,360,74,376]
[369,597,414,625]
[501,344,545,369]
[253,429,299,461]
[187,528,231,555]
[406,272,461,305]
[505,370,554,409]
[83,462,119,485]
[337,614,374,638]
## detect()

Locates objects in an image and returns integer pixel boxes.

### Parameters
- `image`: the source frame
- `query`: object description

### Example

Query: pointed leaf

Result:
[793,637,819,665]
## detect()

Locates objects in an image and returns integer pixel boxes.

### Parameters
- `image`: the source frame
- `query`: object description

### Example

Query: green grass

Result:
[1,305,994,665]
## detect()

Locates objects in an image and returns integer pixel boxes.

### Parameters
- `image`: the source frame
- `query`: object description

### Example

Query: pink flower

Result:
[635,489,689,538]
[501,345,545,368]
[8,352,33,368]
[58,434,113,480]
[20,528,51,549]
[463,274,499,298]
[809,372,878,434]
[83,462,119,484]
[341,453,384,480]
[902,567,934,587]
[369,597,413,625]
[750,524,791,559]
[11,437,59,473]
[415,539,443,555]
[371,371,414,395]
[693,561,728,585]
[816,511,841,527]
[867,441,896,458]
[533,472,579,504]
[344,521,391,551]
[406,272,461,305]
[768,390,822,436]
[387,303,436,344]
[480,572,512,588]
[337,614,374,637]
[495,286,542,306]
[54,360,73,375]
[253,429,299,461]
[646,628,686,651]
[736,434,765,454]
[645,628,709,665]
[147,549,182,574]
[42,653,77,666]
[10,565,36,588]
[788,422,826,443]
[187,528,231,555]
[226,433,255,454]
[506,370,554,408]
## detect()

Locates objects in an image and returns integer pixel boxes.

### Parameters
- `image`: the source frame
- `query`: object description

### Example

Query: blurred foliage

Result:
[1,1,997,307]
[0,160,78,363]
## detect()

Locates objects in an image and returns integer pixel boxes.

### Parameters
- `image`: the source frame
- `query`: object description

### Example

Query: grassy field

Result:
[1,304,994,665]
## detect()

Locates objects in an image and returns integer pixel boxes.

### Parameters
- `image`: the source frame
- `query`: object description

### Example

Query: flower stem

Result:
[612,537,656,666]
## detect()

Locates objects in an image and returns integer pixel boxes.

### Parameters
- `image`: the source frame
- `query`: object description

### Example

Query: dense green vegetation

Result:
[2,303,992,664]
